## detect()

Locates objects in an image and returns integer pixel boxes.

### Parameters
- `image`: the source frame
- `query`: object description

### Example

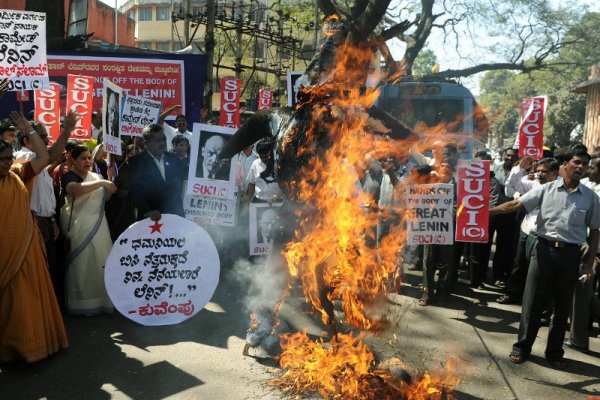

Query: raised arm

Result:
[48,111,79,163]
[159,104,182,124]
[10,111,49,174]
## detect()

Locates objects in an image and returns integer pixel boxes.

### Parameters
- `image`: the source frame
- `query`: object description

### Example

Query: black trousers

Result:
[512,237,581,359]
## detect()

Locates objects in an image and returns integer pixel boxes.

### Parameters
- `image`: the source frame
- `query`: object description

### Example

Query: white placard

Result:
[249,203,282,255]
[187,123,237,199]
[0,9,49,91]
[183,193,237,227]
[102,78,123,155]
[120,95,162,137]
[105,214,220,326]
[405,183,454,245]
[286,71,303,107]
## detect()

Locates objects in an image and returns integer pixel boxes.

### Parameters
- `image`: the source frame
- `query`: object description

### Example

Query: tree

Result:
[479,12,600,147]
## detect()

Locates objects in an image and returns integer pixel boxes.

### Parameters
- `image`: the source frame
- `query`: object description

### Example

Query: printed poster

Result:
[405,183,454,245]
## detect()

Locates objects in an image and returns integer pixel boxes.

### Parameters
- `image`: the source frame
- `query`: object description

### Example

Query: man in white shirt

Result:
[91,111,103,141]
[159,104,192,151]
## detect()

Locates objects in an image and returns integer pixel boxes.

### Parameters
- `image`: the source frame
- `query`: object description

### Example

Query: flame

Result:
[272,332,460,400]
[268,18,460,398]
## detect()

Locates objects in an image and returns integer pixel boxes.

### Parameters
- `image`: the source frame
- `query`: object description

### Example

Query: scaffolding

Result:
[171,0,317,108]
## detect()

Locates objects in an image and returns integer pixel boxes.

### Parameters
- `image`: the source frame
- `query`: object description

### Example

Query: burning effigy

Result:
[222,14,460,400]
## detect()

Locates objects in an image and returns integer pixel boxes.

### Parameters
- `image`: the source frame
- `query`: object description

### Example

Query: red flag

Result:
[16,90,30,102]
[34,83,61,145]
[219,77,241,128]
[258,88,272,110]
[66,75,94,140]
[455,159,490,242]
[518,96,545,158]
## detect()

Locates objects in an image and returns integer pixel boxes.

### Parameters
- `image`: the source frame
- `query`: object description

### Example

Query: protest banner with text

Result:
[183,194,237,227]
[65,74,94,140]
[120,95,162,137]
[518,96,546,158]
[34,82,60,144]
[187,123,237,200]
[104,215,220,326]
[405,183,454,245]
[0,9,49,91]
[219,77,241,128]
[47,55,184,116]
[249,203,283,256]
[455,159,490,242]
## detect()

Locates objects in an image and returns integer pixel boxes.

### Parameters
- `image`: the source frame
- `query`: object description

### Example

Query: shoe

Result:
[509,351,527,364]
[418,298,429,306]
[494,280,506,288]
[563,339,589,354]
[497,295,518,304]
[546,357,567,370]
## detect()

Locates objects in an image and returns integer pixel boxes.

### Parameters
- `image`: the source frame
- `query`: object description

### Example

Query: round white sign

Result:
[105,214,220,326]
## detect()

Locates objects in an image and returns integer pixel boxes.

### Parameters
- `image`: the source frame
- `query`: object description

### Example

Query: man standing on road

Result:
[491,147,600,369]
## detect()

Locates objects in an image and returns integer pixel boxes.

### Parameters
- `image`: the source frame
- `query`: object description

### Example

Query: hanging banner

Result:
[0,9,49,91]
[34,82,60,144]
[405,183,454,245]
[120,95,162,137]
[249,203,283,255]
[183,193,237,227]
[187,123,237,199]
[104,214,220,326]
[258,87,272,110]
[518,96,546,158]
[102,78,123,155]
[65,74,94,140]
[47,55,185,115]
[219,77,241,128]
[455,159,490,242]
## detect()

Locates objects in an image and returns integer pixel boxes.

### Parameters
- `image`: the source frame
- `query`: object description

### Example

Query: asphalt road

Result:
[1,264,599,400]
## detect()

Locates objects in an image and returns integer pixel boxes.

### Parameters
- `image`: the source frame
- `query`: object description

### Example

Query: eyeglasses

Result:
[0,156,14,162]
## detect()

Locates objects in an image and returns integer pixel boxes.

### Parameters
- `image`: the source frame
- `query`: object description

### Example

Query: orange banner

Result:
[219,77,241,128]
[34,83,61,145]
[66,75,94,140]
[518,97,545,158]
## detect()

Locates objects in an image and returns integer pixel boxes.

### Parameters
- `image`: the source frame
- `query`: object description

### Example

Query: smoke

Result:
[227,256,289,316]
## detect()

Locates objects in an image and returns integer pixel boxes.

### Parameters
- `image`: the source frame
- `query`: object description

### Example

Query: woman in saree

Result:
[60,145,117,316]
[0,114,68,364]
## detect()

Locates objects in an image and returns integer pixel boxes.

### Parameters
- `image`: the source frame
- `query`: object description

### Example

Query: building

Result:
[573,64,600,151]
[119,0,317,108]
[0,0,135,47]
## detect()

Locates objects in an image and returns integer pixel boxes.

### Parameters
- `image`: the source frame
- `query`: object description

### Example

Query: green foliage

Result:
[412,48,438,77]
[479,12,600,149]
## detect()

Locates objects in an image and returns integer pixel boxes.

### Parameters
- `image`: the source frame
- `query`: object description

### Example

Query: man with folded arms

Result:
[490,147,600,369]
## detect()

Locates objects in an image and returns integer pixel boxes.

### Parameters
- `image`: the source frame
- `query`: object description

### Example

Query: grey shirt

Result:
[519,177,600,244]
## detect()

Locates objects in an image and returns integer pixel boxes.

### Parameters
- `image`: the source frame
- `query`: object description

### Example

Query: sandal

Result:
[509,351,526,364]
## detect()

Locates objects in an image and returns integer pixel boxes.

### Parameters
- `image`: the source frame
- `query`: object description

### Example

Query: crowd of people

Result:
[363,140,600,369]
[1,86,598,372]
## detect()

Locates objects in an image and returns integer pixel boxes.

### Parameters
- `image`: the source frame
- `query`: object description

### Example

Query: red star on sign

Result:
[149,221,163,234]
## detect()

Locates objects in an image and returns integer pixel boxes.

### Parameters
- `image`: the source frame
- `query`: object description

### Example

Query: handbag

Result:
[63,196,75,255]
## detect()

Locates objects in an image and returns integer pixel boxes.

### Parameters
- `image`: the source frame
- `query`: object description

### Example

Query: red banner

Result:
[66,75,94,140]
[34,83,61,145]
[47,55,184,115]
[258,88,272,110]
[518,96,545,158]
[455,159,490,242]
[219,77,241,128]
